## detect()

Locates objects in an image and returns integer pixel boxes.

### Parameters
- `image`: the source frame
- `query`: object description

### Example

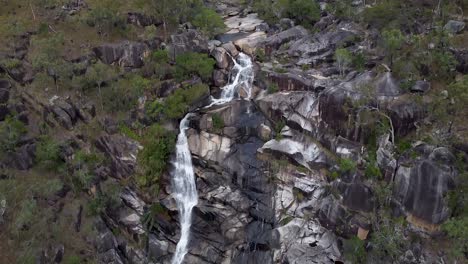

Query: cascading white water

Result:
[171,52,255,264]
[171,113,198,264]
[209,52,254,106]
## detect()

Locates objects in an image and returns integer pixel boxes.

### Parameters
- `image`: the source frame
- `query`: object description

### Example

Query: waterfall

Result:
[170,52,254,264]
[209,52,254,106]
[171,113,198,264]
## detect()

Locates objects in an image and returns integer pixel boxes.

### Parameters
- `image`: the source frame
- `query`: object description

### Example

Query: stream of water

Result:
[170,52,254,264]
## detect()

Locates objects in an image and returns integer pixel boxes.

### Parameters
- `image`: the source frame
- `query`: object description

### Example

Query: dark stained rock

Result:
[170,29,209,57]
[3,142,36,170]
[147,234,169,261]
[5,61,34,84]
[452,48,468,74]
[393,144,457,224]
[334,182,375,213]
[93,42,147,68]
[95,134,140,179]
[0,79,11,104]
[0,104,9,121]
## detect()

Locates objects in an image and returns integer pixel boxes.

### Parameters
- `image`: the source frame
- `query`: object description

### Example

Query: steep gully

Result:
[171,53,254,264]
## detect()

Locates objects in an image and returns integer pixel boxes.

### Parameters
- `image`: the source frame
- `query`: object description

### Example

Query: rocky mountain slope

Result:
[0,0,467,263]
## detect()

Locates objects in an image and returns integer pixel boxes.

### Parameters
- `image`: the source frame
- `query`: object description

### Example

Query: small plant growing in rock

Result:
[335,48,353,76]
[212,113,224,132]
[268,83,279,94]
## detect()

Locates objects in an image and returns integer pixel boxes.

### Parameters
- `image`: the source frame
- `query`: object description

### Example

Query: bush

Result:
[335,48,353,76]
[339,158,357,174]
[442,216,468,259]
[175,52,216,81]
[362,1,399,30]
[0,115,27,156]
[147,83,209,120]
[212,113,224,131]
[268,83,279,94]
[279,0,321,27]
[138,124,176,186]
[370,224,407,261]
[191,8,225,38]
[343,236,367,263]
[35,136,65,172]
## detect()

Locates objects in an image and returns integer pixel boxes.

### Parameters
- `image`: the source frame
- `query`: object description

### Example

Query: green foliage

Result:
[63,255,82,264]
[119,124,140,141]
[175,52,215,81]
[147,83,209,120]
[279,0,321,27]
[0,115,27,157]
[253,0,280,24]
[395,139,412,155]
[442,216,468,259]
[192,8,225,38]
[362,1,399,30]
[87,182,122,215]
[142,203,168,231]
[335,48,353,76]
[339,158,357,174]
[86,1,126,35]
[268,83,279,94]
[212,113,224,131]
[382,29,404,66]
[343,236,367,264]
[0,58,22,70]
[143,49,173,79]
[370,223,407,261]
[137,124,176,186]
[352,52,366,72]
[102,74,146,112]
[14,199,37,231]
[31,33,73,88]
[34,179,63,198]
[275,120,286,140]
[365,161,382,180]
[35,136,65,172]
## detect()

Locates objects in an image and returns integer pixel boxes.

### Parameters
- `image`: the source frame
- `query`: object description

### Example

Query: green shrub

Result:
[335,48,353,76]
[275,120,286,140]
[212,113,224,131]
[343,236,367,263]
[175,52,215,81]
[365,162,382,179]
[14,199,37,231]
[138,124,176,186]
[268,83,279,94]
[142,203,168,231]
[191,8,225,38]
[362,1,399,30]
[370,224,407,261]
[0,58,21,70]
[35,136,65,172]
[279,0,321,27]
[339,158,357,174]
[148,83,209,120]
[442,216,468,259]
[86,5,126,35]
[0,115,27,156]
[63,255,82,264]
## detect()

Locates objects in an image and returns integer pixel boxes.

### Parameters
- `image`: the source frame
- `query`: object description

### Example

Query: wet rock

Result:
[211,47,230,69]
[95,134,141,179]
[93,42,147,68]
[444,20,465,34]
[393,144,457,225]
[411,80,431,93]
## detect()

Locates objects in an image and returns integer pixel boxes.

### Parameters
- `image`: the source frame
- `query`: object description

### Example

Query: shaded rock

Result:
[279,18,295,30]
[264,26,309,52]
[452,48,468,73]
[444,20,465,34]
[213,69,228,87]
[0,104,9,121]
[411,80,431,93]
[334,182,375,212]
[0,79,11,104]
[95,134,141,179]
[93,42,147,68]
[4,142,36,170]
[375,72,401,96]
[393,144,457,225]
[147,234,169,261]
